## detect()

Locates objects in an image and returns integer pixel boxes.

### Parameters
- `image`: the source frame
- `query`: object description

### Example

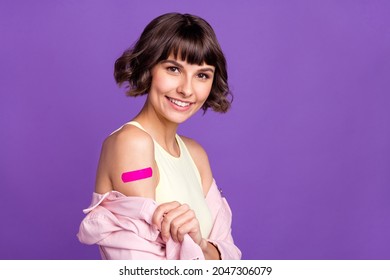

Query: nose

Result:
[177,76,193,98]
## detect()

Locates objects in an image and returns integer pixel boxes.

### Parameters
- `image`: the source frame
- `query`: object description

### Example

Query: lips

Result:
[166,97,193,108]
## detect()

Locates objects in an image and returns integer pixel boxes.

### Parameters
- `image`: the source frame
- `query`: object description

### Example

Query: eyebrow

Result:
[161,59,215,73]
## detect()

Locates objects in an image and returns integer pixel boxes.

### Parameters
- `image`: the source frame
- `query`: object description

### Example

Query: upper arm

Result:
[181,136,213,196]
[95,125,158,198]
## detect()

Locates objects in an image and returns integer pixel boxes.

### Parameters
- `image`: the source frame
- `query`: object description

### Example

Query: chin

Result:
[165,111,195,124]
[169,116,191,124]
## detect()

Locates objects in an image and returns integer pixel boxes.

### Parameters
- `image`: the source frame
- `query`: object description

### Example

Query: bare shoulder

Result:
[95,124,158,198]
[104,124,154,161]
[180,136,213,196]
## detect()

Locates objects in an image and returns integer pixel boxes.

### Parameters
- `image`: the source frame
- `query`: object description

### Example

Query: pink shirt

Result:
[77,179,241,260]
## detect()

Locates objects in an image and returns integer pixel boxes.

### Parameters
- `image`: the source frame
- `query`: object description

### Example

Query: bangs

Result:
[161,27,217,66]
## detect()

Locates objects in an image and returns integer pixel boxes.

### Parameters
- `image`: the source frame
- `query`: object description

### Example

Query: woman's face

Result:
[147,54,215,124]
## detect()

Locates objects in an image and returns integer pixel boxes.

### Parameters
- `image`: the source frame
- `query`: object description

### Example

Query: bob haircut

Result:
[114,13,232,113]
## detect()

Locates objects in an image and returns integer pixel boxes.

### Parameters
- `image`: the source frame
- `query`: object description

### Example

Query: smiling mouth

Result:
[167,97,193,108]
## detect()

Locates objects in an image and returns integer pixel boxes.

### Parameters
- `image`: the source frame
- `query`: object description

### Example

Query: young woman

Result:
[78,13,241,260]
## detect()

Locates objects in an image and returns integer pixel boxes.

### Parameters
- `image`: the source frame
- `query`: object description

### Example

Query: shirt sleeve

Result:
[77,202,166,260]
[77,195,205,260]
[205,180,242,260]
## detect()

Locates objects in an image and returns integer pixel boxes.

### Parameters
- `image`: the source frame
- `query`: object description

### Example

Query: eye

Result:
[167,66,180,73]
[197,73,210,80]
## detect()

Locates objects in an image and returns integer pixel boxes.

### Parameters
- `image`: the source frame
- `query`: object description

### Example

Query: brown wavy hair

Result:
[114,13,232,113]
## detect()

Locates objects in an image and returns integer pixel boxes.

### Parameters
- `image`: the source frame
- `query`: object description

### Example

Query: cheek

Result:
[196,83,213,101]
[151,73,176,93]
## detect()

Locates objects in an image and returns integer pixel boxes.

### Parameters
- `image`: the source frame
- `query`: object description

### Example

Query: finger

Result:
[152,201,181,230]
[174,210,200,243]
[160,204,191,242]
[177,219,202,245]
[166,205,194,242]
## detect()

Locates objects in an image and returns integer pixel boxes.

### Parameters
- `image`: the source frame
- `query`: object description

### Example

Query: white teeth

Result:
[168,97,190,107]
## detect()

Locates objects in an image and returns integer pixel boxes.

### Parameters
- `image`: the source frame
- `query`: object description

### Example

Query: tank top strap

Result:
[175,135,202,186]
[109,121,148,136]
[175,135,190,157]
[124,121,148,132]
[123,121,175,150]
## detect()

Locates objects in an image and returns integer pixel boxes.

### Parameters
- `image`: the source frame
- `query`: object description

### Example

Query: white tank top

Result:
[125,121,213,238]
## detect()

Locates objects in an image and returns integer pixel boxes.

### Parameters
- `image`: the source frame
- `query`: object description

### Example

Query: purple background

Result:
[1,0,389,260]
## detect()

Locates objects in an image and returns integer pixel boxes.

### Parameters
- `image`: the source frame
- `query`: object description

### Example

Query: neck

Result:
[134,101,180,156]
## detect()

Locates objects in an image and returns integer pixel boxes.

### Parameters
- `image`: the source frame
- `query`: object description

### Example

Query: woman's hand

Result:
[152,201,206,249]
[152,201,221,259]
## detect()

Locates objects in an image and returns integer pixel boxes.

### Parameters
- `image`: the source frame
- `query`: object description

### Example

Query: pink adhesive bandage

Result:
[121,167,153,183]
